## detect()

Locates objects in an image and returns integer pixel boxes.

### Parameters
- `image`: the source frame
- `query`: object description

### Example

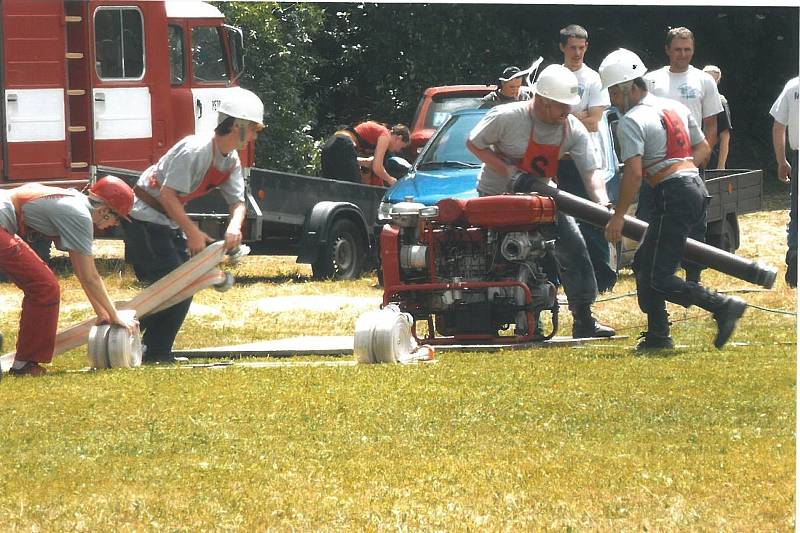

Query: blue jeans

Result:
[634,173,708,314]
[552,211,598,307]
[121,219,192,358]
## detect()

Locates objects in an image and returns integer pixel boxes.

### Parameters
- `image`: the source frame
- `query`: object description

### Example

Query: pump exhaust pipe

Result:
[520,178,777,289]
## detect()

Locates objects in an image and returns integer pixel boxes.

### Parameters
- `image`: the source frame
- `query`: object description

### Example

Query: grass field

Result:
[0,197,795,531]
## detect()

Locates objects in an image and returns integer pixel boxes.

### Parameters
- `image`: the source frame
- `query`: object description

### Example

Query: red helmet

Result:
[90,175,134,220]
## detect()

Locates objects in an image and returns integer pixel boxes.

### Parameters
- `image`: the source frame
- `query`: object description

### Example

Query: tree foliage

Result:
[217,3,798,181]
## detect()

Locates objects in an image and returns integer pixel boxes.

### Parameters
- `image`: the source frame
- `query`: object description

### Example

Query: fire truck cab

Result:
[0,0,247,187]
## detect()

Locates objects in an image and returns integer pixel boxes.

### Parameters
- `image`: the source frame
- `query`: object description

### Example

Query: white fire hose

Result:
[353,304,435,364]
[86,248,243,370]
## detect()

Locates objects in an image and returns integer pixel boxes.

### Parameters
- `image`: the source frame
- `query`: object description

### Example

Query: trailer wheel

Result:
[707,218,737,254]
[312,219,365,280]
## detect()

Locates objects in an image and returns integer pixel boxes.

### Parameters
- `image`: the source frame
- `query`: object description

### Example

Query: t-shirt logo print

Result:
[678,83,699,100]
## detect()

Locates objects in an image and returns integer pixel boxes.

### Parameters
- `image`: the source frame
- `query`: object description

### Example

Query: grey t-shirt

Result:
[469,100,599,196]
[131,134,245,227]
[617,94,705,180]
[0,189,94,255]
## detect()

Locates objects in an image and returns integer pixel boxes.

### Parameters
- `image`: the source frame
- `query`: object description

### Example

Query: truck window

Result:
[94,7,144,80]
[168,25,185,85]
[191,27,228,83]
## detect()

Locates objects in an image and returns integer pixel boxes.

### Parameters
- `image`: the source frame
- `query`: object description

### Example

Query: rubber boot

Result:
[635,310,674,351]
[785,249,797,288]
[570,304,615,338]
[687,282,747,348]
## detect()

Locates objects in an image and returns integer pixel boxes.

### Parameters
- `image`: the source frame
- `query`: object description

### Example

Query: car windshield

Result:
[425,97,485,129]
[417,113,484,168]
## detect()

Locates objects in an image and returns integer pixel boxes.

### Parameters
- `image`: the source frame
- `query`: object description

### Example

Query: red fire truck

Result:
[0,0,392,280]
[0,0,249,187]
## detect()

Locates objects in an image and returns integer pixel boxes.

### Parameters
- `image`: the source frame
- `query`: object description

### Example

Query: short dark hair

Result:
[632,77,649,92]
[560,24,588,44]
[215,115,236,135]
[666,27,694,47]
[391,124,410,143]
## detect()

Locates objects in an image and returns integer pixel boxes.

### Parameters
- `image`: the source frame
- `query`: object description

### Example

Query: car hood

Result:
[384,167,480,206]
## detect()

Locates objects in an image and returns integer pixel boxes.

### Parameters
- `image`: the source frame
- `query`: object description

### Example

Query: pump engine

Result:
[380,194,560,345]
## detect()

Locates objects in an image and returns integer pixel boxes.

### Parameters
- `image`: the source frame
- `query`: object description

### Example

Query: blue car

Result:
[377,107,621,224]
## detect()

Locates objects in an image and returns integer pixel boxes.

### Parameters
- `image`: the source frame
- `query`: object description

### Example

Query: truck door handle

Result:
[6,94,17,103]
[94,93,105,102]
[196,99,203,119]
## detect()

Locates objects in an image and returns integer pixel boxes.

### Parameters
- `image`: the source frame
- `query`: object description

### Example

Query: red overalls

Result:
[0,184,71,363]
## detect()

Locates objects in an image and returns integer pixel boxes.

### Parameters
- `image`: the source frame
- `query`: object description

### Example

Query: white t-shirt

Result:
[570,63,609,114]
[645,65,723,127]
[469,100,599,196]
[131,134,245,227]
[770,77,799,151]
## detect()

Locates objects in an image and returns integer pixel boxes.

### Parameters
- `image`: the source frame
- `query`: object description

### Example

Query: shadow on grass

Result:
[230,273,315,285]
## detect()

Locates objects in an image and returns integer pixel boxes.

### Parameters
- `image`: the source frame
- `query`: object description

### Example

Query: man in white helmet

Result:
[122,87,265,362]
[466,64,615,339]
[600,48,746,351]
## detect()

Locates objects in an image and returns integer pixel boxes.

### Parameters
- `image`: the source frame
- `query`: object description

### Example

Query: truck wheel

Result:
[312,219,365,280]
[707,218,736,254]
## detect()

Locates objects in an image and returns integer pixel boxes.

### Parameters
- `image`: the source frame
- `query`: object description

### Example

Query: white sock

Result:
[11,360,28,370]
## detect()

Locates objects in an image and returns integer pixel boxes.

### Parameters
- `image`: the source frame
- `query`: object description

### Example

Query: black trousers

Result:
[121,218,192,358]
[634,174,709,314]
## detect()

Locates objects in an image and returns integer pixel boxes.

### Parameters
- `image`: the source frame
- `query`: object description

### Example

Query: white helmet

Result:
[533,64,581,105]
[218,87,265,129]
[599,48,647,90]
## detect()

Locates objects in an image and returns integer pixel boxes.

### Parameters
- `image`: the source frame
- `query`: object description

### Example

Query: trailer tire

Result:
[312,219,365,280]
[707,218,737,254]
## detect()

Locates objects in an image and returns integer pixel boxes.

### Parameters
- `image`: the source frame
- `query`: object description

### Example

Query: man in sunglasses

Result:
[0,175,138,376]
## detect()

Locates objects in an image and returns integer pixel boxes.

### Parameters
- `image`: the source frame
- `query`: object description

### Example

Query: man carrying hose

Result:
[600,49,745,350]
[122,87,264,363]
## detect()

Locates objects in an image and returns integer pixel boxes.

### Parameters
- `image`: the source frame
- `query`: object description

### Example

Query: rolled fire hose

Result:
[87,310,142,369]
[353,304,435,364]
[87,270,235,369]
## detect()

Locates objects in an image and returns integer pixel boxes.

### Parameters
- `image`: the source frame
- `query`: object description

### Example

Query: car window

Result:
[425,97,485,129]
[419,113,484,165]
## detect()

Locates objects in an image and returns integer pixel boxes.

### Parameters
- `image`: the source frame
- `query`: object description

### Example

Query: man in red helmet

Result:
[0,176,138,376]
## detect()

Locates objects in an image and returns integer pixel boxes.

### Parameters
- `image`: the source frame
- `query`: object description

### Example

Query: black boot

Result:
[786,249,797,288]
[571,304,615,338]
[687,282,747,348]
[635,310,674,350]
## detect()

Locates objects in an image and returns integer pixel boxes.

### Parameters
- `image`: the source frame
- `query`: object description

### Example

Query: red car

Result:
[406,85,494,160]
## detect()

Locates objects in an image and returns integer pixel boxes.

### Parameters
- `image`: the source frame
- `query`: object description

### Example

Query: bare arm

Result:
[159,186,213,255]
[224,201,246,251]
[466,139,516,179]
[69,251,136,331]
[702,115,718,154]
[581,168,610,205]
[716,129,730,169]
[693,138,712,169]
[604,155,643,244]
[574,106,605,133]
[370,135,397,186]
[773,121,791,183]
